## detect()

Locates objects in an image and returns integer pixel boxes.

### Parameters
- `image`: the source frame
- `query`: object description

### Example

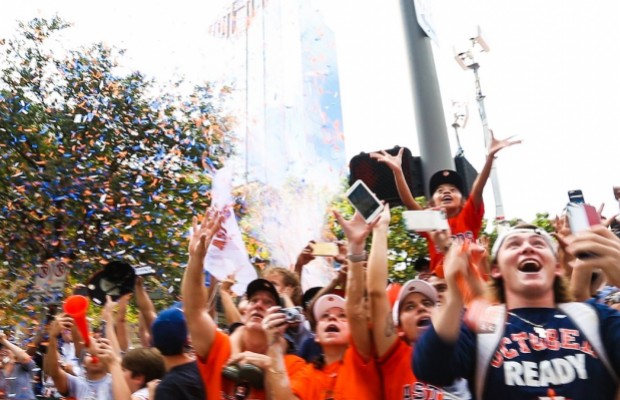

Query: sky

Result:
[1,0,619,224]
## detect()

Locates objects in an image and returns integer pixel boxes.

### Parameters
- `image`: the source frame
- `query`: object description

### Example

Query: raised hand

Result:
[332,209,380,251]
[487,129,521,157]
[189,207,225,260]
[369,147,404,172]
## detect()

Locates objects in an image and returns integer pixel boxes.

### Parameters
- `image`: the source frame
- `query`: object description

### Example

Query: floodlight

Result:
[471,25,490,52]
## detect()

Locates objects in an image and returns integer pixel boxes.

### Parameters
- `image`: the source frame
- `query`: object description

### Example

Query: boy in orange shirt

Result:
[371,131,520,274]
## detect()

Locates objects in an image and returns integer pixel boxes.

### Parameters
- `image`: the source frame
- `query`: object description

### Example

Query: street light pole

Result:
[454,31,505,220]
[470,61,505,220]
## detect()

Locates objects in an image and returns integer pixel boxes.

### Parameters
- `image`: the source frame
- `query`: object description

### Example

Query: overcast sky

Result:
[2,0,619,224]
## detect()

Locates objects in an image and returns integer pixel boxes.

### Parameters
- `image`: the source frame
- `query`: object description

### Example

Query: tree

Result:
[0,17,235,319]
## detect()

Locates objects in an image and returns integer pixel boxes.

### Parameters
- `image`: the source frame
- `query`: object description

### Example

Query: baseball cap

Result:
[151,306,188,356]
[392,279,438,325]
[87,260,136,306]
[491,224,557,262]
[302,286,323,311]
[429,169,464,196]
[245,279,281,306]
[313,294,346,321]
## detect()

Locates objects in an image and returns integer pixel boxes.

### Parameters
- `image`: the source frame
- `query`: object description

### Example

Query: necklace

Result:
[507,311,547,338]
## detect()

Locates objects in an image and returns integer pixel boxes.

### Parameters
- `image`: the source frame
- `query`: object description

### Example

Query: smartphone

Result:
[567,202,601,259]
[345,179,384,223]
[311,242,339,257]
[568,189,585,204]
[567,203,600,234]
[402,210,449,232]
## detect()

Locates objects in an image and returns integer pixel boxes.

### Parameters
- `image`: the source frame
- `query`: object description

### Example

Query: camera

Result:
[281,307,303,324]
[222,363,264,389]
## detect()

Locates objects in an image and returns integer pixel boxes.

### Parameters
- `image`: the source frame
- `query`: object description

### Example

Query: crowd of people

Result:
[1,137,620,399]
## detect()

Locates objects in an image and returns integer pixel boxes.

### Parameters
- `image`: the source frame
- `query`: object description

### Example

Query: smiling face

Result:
[492,231,561,307]
[431,184,463,216]
[398,292,435,342]
[242,291,278,330]
[315,306,349,347]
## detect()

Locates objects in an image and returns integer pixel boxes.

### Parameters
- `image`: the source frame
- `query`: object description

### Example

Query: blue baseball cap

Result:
[151,306,187,356]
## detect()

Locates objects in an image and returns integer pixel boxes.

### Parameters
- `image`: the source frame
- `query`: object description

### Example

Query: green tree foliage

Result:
[0,17,235,317]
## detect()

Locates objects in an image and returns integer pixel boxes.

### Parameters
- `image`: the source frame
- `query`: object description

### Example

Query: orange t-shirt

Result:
[424,196,484,275]
[378,338,447,399]
[197,329,306,400]
[291,342,381,400]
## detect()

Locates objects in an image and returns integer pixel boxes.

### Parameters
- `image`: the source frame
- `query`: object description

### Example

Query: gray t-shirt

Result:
[4,360,36,400]
[67,373,113,400]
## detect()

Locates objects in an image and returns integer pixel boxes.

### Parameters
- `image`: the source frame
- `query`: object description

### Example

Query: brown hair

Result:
[262,267,302,306]
[121,348,166,387]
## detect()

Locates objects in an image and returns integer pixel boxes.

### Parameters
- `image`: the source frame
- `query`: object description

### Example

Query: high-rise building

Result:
[208,0,346,282]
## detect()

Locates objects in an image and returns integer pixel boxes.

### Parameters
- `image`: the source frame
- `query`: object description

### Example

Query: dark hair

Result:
[311,354,326,370]
[121,348,166,387]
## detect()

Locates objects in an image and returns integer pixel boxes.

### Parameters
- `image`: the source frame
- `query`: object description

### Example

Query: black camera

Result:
[222,363,264,389]
[281,307,303,324]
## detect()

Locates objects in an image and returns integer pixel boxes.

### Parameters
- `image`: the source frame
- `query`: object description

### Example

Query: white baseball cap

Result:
[392,279,438,325]
[313,294,346,321]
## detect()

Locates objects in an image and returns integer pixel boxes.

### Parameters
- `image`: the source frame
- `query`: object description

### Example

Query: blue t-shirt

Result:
[413,302,620,399]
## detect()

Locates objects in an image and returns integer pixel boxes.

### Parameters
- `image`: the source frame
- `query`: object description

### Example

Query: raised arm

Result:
[134,276,157,337]
[102,296,123,358]
[293,241,316,278]
[370,148,422,211]
[219,274,243,325]
[43,315,71,395]
[261,306,300,400]
[0,331,31,365]
[366,205,397,357]
[469,130,521,207]
[565,225,620,297]
[333,209,378,361]
[432,241,468,343]
[181,207,224,359]
[98,338,133,400]
[114,293,131,352]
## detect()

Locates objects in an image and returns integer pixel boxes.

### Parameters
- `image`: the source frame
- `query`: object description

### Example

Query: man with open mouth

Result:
[413,224,620,400]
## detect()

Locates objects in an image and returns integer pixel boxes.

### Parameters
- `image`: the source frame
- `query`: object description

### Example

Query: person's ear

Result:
[490,265,501,279]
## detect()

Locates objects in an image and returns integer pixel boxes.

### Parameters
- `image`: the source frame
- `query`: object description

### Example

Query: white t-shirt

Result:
[133,387,149,399]
[67,373,113,400]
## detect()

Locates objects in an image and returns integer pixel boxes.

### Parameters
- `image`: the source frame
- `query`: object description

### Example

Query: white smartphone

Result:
[402,210,449,232]
[345,180,384,223]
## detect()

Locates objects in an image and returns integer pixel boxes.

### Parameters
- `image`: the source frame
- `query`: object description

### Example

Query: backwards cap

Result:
[392,279,438,325]
[313,294,345,321]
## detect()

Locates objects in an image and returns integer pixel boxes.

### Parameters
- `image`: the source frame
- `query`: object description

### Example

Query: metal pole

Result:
[400,0,454,197]
[471,63,505,220]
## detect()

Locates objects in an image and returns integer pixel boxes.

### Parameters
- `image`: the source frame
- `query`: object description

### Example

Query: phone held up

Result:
[566,189,601,258]
[345,179,385,223]
[566,189,599,234]
[310,242,339,257]
[402,210,449,232]
[567,189,585,205]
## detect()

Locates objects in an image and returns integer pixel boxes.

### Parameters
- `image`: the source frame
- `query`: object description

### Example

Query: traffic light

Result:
[348,146,424,207]
[349,147,478,206]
